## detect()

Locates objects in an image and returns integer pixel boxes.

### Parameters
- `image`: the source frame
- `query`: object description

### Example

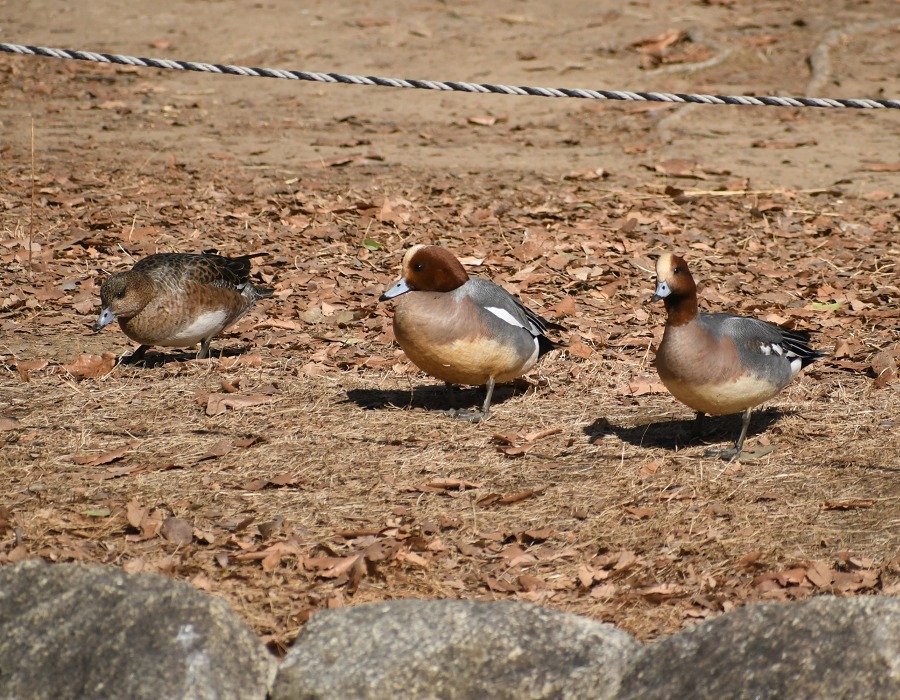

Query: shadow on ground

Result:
[118,344,254,368]
[585,408,786,453]
[345,381,530,414]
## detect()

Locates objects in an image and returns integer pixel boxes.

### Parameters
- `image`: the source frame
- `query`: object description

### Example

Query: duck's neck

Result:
[664,290,698,327]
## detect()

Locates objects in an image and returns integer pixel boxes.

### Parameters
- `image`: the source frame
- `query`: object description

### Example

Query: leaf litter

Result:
[1,6,899,656]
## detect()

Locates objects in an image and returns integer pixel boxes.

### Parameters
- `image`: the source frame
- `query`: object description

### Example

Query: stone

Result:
[617,596,900,700]
[0,560,276,700]
[271,598,639,700]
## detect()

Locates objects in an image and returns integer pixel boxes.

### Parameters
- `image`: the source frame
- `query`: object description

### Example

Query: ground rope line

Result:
[2,42,899,110]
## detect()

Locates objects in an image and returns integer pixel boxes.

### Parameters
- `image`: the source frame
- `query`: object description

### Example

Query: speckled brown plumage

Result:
[94,252,274,360]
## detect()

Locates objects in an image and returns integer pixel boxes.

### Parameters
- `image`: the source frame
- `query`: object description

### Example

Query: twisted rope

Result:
[2,41,899,110]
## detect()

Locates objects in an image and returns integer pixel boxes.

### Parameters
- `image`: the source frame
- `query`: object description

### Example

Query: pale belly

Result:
[397,331,538,387]
[121,309,230,347]
[660,373,782,416]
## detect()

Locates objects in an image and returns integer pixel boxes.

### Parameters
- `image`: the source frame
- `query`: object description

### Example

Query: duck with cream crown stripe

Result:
[380,245,562,422]
[651,252,826,460]
[94,252,274,363]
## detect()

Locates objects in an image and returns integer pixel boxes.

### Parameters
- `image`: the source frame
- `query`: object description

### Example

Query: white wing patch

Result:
[759,342,787,357]
[759,341,803,376]
[485,306,525,330]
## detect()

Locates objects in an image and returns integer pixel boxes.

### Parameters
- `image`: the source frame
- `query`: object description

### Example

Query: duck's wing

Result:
[464,278,563,339]
[135,252,271,295]
[704,313,827,370]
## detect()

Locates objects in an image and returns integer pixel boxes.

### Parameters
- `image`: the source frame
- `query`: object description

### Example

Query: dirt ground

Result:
[2,0,899,652]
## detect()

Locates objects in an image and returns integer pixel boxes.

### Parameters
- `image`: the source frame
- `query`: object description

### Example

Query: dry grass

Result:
[3,327,898,651]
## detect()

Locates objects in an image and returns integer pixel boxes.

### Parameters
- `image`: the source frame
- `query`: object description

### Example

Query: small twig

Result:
[806,20,900,96]
[677,187,839,197]
[649,28,734,77]
[522,426,563,442]
[29,117,35,278]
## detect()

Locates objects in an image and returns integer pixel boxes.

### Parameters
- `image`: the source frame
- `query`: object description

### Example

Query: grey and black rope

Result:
[2,42,898,110]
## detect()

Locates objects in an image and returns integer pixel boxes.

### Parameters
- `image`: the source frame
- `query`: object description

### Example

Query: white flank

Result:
[167,310,229,346]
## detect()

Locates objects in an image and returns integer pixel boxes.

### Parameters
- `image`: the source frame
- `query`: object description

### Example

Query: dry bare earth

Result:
[1,0,899,653]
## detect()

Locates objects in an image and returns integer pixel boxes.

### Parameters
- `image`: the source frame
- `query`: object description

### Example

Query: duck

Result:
[93,251,274,362]
[379,244,561,421]
[651,252,825,459]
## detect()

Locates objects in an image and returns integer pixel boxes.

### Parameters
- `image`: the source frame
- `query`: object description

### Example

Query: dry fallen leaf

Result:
[624,506,655,520]
[14,358,48,382]
[206,393,274,416]
[654,159,708,179]
[126,499,148,529]
[73,441,139,467]
[636,583,683,602]
[870,349,897,388]
[563,168,608,181]
[806,561,834,588]
[64,353,117,379]
[160,517,193,545]
[197,439,233,461]
[565,338,593,359]
[620,378,667,396]
[495,486,548,505]
[497,443,535,458]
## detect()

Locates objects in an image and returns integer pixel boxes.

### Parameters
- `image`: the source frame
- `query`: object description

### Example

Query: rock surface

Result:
[617,596,900,700]
[272,598,640,700]
[0,560,276,700]
[2,561,898,700]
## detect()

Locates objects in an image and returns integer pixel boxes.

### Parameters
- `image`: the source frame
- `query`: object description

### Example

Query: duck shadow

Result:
[345,381,526,414]
[119,344,253,368]
[587,408,785,452]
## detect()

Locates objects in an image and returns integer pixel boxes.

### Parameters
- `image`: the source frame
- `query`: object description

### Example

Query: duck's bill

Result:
[379,278,412,301]
[93,307,116,332]
[651,280,671,302]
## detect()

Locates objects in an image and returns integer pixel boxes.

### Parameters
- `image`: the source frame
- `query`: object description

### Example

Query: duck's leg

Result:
[479,377,497,421]
[197,337,213,359]
[693,411,705,438]
[704,408,753,461]
[733,407,753,454]
[123,344,150,365]
[448,377,496,423]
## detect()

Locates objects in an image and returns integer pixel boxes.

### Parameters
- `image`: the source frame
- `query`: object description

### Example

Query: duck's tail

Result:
[782,328,828,369]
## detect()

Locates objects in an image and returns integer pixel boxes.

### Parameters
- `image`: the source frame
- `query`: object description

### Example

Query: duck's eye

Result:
[116,288,127,299]
[413,263,424,272]
[673,266,682,275]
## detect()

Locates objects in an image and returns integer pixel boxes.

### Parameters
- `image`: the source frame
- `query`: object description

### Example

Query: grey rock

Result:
[272,598,639,700]
[618,596,900,700]
[0,560,276,700]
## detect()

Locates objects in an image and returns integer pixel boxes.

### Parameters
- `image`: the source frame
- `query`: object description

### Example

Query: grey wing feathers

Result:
[709,313,825,368]
[467,278,562,338]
